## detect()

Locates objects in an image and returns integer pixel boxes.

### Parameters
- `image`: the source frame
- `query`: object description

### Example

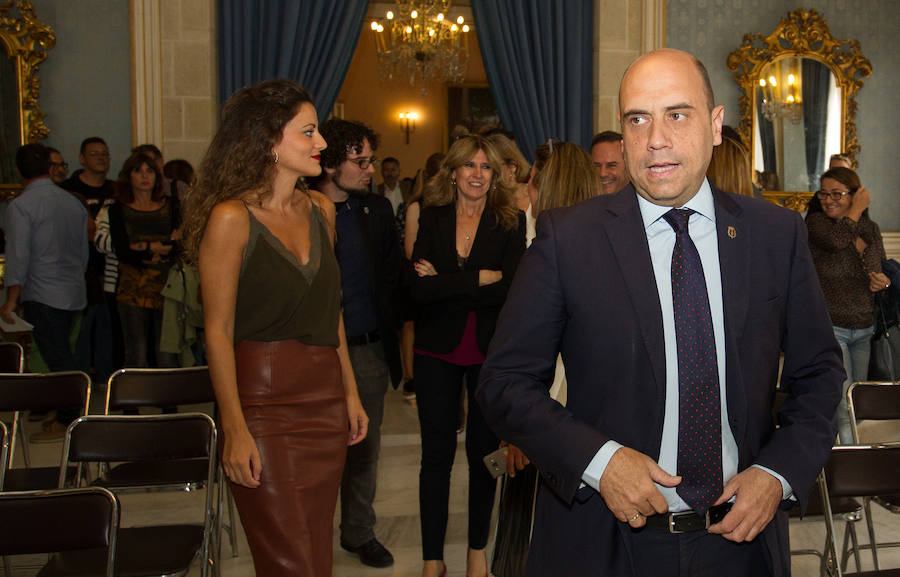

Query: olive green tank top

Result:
[233,202,340,346]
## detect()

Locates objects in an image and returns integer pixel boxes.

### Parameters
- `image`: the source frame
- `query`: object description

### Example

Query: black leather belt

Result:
[346,330,380,347]
[642,502,732,533]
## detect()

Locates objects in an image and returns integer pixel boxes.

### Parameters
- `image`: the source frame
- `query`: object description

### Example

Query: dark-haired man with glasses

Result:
[309,118,402,568]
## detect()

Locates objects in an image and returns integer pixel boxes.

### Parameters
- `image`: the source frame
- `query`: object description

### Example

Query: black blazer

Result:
[346,192,404,387]
[410,203,525,355]
[477,185,843,577]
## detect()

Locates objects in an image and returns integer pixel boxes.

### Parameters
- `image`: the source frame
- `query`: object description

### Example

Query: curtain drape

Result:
[217,0,369,116]
[471,0,593,161]
[802,59,830,190]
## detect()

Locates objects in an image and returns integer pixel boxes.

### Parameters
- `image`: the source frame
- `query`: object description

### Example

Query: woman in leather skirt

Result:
[183,79,369,576]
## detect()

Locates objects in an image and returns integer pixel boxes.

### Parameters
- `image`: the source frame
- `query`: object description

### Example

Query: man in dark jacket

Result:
[313,118,402,568]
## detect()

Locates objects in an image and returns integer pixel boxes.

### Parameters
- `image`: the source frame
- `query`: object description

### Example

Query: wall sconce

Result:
[399,111,418,144]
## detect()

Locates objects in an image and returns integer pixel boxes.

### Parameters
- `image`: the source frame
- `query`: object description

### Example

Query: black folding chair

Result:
[60,413,216,577]
[790,477,865,576]
[0,371,91,491]
[0,421,7,491]
[0,487,119,577]
[847,381,900,569]
[0,342,24,373]
[105,366,238,562]
[822,443,900,576]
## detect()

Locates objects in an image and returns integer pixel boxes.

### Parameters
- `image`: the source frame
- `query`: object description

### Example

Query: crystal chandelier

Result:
[758,58,803,124]
[369,0,471,89]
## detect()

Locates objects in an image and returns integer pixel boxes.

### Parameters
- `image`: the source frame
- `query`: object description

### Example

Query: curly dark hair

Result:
[115,152,164,204]
[318,118,379,169]
[182,79,315,262]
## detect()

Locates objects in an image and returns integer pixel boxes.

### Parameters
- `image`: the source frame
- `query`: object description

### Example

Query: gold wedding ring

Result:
[628,512,642,522]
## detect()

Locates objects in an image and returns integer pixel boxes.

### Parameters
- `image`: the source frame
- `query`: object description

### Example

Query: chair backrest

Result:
[0,371,91,413]
[105,366,214,413]
[848,381,900,443]
[824,443,900,499]
[62,414,215,472]
[0,487,118,577]
[0,341,24,372]
[0,420,8,491]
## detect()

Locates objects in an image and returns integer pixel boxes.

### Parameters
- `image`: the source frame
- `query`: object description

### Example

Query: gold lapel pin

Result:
[727,226,736,239]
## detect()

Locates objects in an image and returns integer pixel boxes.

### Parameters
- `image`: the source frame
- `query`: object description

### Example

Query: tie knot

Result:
[663,208,694,234]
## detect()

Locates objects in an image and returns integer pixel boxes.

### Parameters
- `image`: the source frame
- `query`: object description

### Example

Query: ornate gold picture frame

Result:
[0,0,55,198]
[727,9,871,211]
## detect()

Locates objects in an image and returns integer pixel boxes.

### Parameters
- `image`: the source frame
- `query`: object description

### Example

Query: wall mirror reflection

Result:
[727,9,871,211]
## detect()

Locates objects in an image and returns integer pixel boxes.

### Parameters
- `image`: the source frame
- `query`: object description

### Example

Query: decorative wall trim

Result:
[131,0,162,147]
[883,232,900,261]
[642,0,665,53]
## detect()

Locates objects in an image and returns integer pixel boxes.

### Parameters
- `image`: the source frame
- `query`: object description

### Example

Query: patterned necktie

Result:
[663,208,723,515]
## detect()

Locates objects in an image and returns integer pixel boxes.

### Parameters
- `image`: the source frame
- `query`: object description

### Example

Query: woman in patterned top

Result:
[806,166,890,443]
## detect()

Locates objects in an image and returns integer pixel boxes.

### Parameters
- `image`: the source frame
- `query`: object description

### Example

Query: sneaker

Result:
[402,379,416,399]
[30,420,67,443]
[340,538,394,568]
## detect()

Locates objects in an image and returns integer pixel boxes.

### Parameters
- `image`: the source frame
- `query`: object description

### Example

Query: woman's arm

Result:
[409,206,482,303]
[474,212,527,305]
[313,191,369,445]
[404,201,420,259]
[805,211,860,253]
[199,200,262,488]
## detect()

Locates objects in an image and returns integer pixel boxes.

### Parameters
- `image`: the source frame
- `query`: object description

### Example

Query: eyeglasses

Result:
[50,162,69,170]
[816,190,852,201]
[347,156,378,169]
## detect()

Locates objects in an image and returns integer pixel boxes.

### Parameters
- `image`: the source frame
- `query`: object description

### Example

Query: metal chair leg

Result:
[225,482,238,556]
[863,497,880,570]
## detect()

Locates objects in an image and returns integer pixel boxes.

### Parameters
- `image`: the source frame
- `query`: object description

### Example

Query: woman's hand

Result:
[222,425,263,488]
[415,258,437,277]
[852,186,871,211]
[869,271,891,293]
[500,441,531,477]
[347,393,369,446]
[478,269,502,286]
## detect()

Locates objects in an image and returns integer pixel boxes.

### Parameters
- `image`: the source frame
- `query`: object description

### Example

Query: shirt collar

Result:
[636,178,715,231]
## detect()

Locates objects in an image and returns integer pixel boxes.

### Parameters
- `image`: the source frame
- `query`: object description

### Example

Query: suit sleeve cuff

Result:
[752,464,795,501]
[581,440,624,492]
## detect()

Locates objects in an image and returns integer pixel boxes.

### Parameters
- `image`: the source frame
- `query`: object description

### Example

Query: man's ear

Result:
[711,105,725,146]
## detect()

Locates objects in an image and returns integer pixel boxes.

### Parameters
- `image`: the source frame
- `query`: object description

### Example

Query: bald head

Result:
[620,49,715,113]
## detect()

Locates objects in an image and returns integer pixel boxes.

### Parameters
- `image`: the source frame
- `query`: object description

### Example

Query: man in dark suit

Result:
[477,49,843,576]
[377,156,412,218]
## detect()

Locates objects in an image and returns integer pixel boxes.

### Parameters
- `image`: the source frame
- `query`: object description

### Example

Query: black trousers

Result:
[415,354,499,560]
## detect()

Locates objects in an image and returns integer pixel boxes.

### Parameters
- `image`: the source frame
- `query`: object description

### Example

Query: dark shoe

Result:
[402,379,416,399]
[341,538,394,568]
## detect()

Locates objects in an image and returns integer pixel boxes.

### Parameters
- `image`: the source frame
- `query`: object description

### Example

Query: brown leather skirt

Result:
[222,339,347,577]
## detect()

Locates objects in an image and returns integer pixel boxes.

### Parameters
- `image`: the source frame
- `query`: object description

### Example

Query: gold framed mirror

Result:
[0,0,54,199]
[727,9,871,211]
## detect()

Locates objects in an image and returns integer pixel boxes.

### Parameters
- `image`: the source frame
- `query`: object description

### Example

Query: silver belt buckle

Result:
[666,510,711,534]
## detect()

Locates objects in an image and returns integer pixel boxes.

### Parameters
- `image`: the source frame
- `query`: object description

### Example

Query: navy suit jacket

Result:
[477,184,843,576]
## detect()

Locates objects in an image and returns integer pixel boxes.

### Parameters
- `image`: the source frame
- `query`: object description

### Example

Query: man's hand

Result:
[599,446,680,529]
[708,467,782,542]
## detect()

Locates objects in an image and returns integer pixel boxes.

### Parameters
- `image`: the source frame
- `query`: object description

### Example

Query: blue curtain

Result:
[471,0,593,161]
[218,0,369,117]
